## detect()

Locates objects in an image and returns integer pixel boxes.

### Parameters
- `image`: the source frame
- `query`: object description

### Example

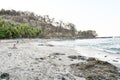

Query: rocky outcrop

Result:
[70,59,120,80]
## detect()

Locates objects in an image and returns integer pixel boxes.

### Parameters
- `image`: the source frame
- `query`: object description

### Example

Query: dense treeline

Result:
[0,9,97,39]
[0,9,20,16]
[0,19,42,39]
[77,30,97,38]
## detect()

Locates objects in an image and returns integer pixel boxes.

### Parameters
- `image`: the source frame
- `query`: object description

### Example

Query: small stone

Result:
[46,44,54,47]
[104,55,107,57]
[0,73,9,80]
[40,57,44,60]
[68,55,77,59]
[53,53,65,55]
[78,56,87,60]
[59,58,62,60]
[113,60,118,62]
[38,44,44,46]
[87,57,96,61]
[32,68,34,71]
[61,77,66,80]
[8,53,12,57]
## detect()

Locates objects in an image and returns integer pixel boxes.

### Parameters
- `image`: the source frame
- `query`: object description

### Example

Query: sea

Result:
[48,38,120,54]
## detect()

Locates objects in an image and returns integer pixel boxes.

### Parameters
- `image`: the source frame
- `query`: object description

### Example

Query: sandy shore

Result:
[0,39,86,80]
[75,47,120,68]
[0,39,120,80]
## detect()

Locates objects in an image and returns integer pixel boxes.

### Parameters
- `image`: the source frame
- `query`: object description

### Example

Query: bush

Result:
[0,19,42,39]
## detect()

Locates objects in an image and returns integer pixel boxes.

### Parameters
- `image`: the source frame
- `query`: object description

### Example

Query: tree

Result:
[0,19,42,39]
[67,23,76,37]
[77,30,97,38]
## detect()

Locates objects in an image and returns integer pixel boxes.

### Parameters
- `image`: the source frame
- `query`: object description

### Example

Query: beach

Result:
[75,47,120,68]
[0,39,120,80]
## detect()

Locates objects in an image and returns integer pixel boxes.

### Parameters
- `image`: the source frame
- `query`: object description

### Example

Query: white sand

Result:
[0,39,85,80]
[0,39,120,80]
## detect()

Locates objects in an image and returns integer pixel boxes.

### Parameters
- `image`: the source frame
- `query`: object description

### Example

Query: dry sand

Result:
[0,39,120,80]
[0,39,86,80]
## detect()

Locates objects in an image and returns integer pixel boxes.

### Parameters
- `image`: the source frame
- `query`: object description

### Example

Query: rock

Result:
[68,55,77,59]
[61,77,66,80]
[116,58,120,59]
[116,52,120,54]
[78,56,87,60]
[113,60,118,62]
[40,58,45,60]
[0,73,9,80]
[38,43,54,47]
[8,53,12,57]
[38,44,44,46]
[104,55,107,57]
[86,75,105,80]
[68,55,87,60]
[35,57,45,61]
[46,44,54,47]
[70,60,120,80]
[59,58,62,60]
[87,57,96,61]
[52,53,65,55]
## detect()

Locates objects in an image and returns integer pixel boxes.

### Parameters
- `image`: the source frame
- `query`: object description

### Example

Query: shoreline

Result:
[1,39,120,68]
[0,39,120,80]
[74,46,120,69]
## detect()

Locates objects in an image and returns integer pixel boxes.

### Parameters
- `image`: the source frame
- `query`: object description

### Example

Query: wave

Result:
[48,38,120,54]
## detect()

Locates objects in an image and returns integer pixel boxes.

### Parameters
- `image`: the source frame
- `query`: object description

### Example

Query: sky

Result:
[0,0,120,37]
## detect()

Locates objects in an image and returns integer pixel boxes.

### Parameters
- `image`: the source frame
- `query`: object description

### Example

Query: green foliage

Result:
[0,9,98,39]
[0,9,20,16]
[0,19,42,39]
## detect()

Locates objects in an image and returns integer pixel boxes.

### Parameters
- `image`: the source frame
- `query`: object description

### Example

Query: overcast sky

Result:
[0,0,120,36]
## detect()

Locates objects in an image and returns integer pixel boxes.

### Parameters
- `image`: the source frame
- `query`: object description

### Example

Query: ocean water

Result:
[48,38,120,54]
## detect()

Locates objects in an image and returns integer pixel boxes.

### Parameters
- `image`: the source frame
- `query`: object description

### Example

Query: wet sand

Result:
[75,47,120,68]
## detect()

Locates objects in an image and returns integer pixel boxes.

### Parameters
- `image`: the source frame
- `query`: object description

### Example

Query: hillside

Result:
[0,9,97,39]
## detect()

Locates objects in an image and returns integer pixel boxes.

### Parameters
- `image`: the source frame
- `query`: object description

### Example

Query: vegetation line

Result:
[0,9,97,39]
